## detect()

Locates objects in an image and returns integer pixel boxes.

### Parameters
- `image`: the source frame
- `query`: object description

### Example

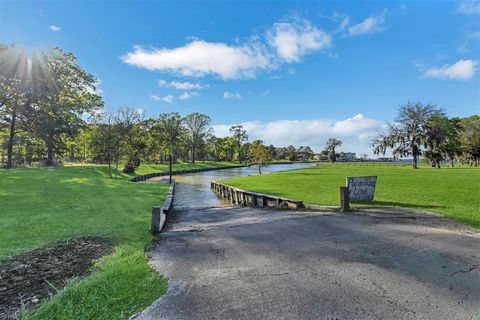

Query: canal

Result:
[147,163,316,210]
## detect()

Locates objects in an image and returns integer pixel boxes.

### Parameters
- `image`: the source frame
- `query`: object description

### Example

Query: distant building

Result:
[344,152,356,160]
[336,152,356,162]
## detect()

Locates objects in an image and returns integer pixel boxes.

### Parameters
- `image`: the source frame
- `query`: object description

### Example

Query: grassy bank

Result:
[132,161,243,176]
[222,164,480,228]
[0,165,168,319]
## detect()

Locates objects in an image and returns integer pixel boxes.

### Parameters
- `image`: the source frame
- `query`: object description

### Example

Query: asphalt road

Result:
[135,207,480,320]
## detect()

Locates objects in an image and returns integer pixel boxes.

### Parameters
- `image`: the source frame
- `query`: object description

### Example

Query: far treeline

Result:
[1,46,479,173]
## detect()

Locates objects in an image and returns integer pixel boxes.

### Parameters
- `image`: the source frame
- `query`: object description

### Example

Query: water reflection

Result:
[147,163,315,210]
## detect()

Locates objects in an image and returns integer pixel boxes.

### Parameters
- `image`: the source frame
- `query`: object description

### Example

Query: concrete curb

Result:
[150,180,175,234]
[303,203,339,212]
[130,165,246,182]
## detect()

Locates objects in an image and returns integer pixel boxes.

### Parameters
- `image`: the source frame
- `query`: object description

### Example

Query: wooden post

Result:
[340,187,350,212]
[256,196,263,207]
[151,207,161,234]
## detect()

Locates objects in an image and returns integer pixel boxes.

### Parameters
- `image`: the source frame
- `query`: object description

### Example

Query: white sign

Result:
[346,176,377,202]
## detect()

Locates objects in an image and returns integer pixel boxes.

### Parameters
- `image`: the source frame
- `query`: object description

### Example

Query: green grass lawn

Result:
[0,161,238,319]
[221,163,480,228]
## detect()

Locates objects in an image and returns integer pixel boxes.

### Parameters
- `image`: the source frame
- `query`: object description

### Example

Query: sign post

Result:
[346,176,377,202]
[339,186,350,212]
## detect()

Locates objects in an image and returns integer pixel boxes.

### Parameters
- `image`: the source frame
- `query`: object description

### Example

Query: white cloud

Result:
[150,94,161,101]
[86,79,103,95]
[260,90,270,96]
[421,59,478,80]
[212,114,382,155]
[179,91,198,100]
[339,16,351,30]
[161,94,174,103]
[122,40,271,80]
[151,94,174,103]
[122,17,332,80]
[158,80,204,90]
[223,91,242,100]
[348,10,388,36]
[49,25,61,32]
[458,0,480,15]
[266,75,282,80]
[319,11,350,31]
[457,31,480,53]
[332,12,351,30]
[267,20,332,62]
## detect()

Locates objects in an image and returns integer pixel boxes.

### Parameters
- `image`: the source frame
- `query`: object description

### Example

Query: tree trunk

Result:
[108,159,112,179]
[6,112,16,168]
[412,154,418,169]
[258,165,262,175]
[169,153,173,184]
[192,145,196,164]
[238,143,242,164]
[451,159,454,167]
[46,145,55,166]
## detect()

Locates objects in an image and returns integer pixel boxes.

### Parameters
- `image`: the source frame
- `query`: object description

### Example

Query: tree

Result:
[424,115,453,168]
[67,125,93,162]
[286,145,297,161]
[0,45,29,168]
[25,48,103,165]
[297,146,314,161]
[221,137,236,162]
[268,144,277,160]
[247,140,273,174]
[459,115,480,166]
[157,112,184,183]
[325,138,342,163]
[372,102,444,169]
[89,111,121,178]
[319,149,329,161]
[230,125,248,163]
[116,108,143,174]
[444,117,463,167]
[184,112,211,163]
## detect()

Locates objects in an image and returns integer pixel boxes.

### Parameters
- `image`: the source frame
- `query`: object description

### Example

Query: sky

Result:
[1,0,479,156]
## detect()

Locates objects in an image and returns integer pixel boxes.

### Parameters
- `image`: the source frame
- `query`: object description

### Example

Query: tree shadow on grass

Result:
[352,200,445,211]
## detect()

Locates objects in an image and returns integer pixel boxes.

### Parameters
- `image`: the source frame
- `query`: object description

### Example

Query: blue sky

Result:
[1,0,479,155]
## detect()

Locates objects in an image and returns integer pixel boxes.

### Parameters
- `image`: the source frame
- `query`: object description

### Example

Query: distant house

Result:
[336,152,356,162]
[344,152,356,160]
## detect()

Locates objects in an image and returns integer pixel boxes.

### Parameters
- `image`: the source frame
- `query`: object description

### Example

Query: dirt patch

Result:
[0,236,112,319]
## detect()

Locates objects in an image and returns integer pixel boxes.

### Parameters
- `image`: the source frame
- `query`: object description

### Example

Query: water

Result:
[147,163,316,210]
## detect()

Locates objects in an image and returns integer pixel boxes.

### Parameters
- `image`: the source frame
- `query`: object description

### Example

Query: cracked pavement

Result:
[135,207,480,320]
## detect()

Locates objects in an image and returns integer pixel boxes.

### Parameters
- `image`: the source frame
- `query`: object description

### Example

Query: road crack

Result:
[450,264,480,276]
